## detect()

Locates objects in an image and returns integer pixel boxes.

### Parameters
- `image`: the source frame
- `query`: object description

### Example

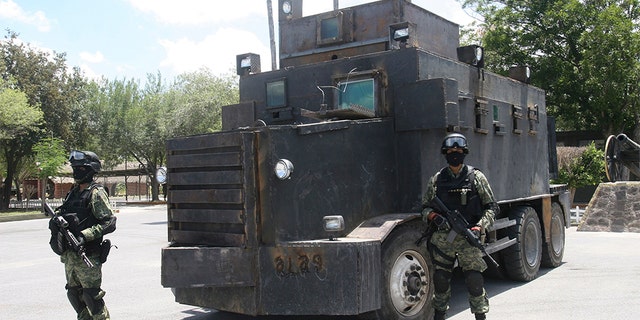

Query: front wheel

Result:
[363,222,433,320]
[503,206,542,282]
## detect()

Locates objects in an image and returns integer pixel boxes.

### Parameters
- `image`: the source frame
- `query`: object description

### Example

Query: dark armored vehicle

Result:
[161,1,571,319]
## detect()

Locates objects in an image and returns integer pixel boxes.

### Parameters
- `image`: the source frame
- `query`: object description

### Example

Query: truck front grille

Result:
[166,132,256,247]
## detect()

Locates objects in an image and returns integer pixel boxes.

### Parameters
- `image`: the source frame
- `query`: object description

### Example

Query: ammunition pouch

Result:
[99,239,113,263]
[49,218,67,255]
[49,232,67,255]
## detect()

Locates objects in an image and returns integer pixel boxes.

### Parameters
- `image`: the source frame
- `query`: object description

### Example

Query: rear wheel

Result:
[542,202,565,267]
[503,206,542,281]
[363,222,433,320]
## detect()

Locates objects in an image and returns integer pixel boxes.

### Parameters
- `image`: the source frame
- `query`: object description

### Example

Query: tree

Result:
[84,69,238,201]
[1,30,86,210]
[169,68,239,136]
[33,136,67,209]
[0,83,42,140]
[120,72,170,201]
[459,0,640,139]
[33,136,68,180]
[0,79,43,210]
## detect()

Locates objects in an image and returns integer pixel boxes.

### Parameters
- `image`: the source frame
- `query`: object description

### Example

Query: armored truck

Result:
[161,0,571,319]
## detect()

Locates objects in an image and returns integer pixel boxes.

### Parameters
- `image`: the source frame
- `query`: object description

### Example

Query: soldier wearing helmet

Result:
[422,133,498,320]
[49,150,116,319]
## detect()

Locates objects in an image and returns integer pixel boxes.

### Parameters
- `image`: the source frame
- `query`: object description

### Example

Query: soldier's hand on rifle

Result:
[427,212,449,229]
[76,234,86,246]
[470,225,481,239]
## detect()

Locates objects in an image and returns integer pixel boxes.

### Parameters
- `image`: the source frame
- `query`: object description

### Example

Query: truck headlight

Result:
[323,215,344,241]
[274,159,294,180]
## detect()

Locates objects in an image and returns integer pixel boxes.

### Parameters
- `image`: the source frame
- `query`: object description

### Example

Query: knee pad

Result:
[81,287,106,315]
[65,285,86,314]
[433,269,452,293]
[464,270,484,297]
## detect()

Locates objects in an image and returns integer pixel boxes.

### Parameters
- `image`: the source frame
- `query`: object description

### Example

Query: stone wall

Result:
[578,182,640,232]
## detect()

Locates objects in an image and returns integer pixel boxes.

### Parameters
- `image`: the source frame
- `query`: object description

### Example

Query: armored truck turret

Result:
[161,1,571,319]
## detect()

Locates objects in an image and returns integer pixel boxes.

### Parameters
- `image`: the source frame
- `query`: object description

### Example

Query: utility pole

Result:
[267,0,277,71]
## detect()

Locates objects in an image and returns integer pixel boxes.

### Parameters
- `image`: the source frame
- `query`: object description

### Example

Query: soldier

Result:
[49,150,116,320]
[422,133,497,320]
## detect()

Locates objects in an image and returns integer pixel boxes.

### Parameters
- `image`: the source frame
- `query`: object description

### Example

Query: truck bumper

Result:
[161,239,381,316]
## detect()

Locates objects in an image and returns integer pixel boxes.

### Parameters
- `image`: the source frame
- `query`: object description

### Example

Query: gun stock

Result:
[46,203,94,268]
[430,196,499,268]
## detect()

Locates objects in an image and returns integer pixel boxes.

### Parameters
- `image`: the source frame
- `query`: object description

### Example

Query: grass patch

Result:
[0,209,49,223]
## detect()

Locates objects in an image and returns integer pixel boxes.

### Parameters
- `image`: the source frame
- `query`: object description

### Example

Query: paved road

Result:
[1,204,639,319]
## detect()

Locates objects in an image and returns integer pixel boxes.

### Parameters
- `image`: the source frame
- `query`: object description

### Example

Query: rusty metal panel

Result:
[258,240,380,315]
[169,189,243,204]
[403,3,459,59]
[166,131,242,151]
[169,171,243,186]
[170,230,245,247]
[174,286,257,315]
[222,101,256,131]
[280,43,387,68]
[167,152,240,169]
[257,119,398,244]
[161,247,254,287]
[165,131,258,248]
[170,209,243,224]
[278,0,459,67]
[394,78,459,132]
[347,213,420,241]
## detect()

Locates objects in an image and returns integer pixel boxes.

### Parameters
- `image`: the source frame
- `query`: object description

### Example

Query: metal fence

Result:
[8,199,64,210]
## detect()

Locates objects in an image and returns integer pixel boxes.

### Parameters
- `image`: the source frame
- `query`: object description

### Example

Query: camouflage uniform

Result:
[58,182,116,320]
[422,165,496,316]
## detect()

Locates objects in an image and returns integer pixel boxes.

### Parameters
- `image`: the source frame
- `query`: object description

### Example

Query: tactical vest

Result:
[435,165,483,226]
[59,183,104,251]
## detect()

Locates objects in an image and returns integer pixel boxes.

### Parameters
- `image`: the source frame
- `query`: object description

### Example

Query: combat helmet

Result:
[440,133,469,154]
[69,150,101,183]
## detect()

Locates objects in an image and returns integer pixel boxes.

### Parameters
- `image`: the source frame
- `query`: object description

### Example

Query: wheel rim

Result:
[389,250,429,316]
[524,220,541,267]
[550,215,565,256]
[605,135,622,182]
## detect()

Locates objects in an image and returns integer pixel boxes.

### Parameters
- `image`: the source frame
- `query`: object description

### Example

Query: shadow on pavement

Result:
[176,266,558,319]
[446,265,557,317]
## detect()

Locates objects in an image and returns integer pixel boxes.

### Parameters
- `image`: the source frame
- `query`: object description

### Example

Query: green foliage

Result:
[460,0,640,137]
[79,68,238,201]
[1,30,88,144]
[0,84,43,140]
[170,68,239,136]
[1,31,237,204]
[32,137,67,178]
[554,143,606,189]
[1,30,85,210]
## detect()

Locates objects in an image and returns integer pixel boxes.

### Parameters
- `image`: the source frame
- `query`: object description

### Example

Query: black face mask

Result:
[72,166,94,183]
[445,152,466,166]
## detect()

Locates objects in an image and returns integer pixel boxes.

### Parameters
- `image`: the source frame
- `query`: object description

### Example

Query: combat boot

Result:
[475,313,486,320]
[434,310,446,320]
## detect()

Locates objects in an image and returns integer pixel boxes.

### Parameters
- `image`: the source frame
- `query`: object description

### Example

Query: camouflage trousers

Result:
[429,230,489,314]
[61,251,110,320]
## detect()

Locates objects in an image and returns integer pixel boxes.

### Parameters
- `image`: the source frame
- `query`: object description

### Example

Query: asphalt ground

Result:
[1,204,639,320]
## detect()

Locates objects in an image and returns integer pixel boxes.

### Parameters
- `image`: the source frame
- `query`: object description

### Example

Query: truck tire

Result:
[362,222,433,320]
[502,206,542,282]
[541,202,565,267]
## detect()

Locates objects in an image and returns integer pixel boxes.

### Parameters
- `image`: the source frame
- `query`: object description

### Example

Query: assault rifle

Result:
[46,203,94,268]
[430,196,499,268]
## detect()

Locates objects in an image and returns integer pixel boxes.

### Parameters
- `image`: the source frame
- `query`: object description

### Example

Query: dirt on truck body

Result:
[161,1,571,319]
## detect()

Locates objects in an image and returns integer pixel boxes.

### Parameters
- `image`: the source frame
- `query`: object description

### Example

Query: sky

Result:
[1,0,478,81]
